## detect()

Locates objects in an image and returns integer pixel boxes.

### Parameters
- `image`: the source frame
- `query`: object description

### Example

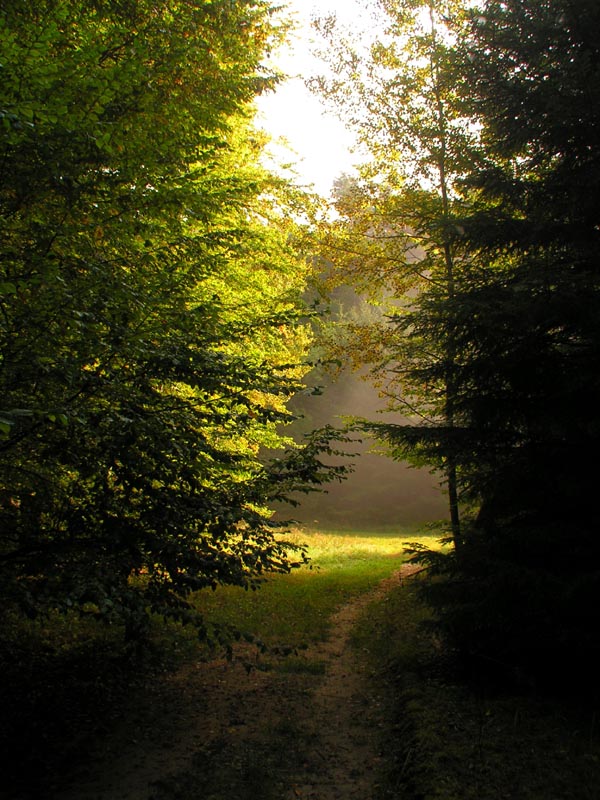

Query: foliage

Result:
[314,0,600,685]
[0,1,340,638]
[401,0,600,684]
[313,0,480,547]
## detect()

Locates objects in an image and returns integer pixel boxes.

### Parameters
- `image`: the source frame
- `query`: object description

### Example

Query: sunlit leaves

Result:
[0,0,326,636]
[313,1,475,437]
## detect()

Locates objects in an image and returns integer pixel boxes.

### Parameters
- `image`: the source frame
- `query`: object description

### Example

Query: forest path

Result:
[54,566,418,800]
[279,570,405,800]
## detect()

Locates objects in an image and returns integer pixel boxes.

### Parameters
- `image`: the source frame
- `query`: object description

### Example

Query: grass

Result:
[187,526,440,650]
[148,525,441,800]
[152,525,600,799]
[7,524,599,799]
[1,524,443,798]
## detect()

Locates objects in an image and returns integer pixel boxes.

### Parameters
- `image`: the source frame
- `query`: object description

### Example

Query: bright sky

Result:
[256,0,370,197]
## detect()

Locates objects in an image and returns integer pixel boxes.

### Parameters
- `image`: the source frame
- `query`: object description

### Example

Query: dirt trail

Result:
[54,566,417,800]
[281,571,403,800]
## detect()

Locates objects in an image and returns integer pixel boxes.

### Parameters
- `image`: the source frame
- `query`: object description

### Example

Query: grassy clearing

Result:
[188,526,440,650]
[352,577,600,800]
[149,525,444,800]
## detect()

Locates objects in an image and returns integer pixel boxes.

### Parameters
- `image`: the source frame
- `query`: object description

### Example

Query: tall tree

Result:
[444,0,600,543]
[0,0,334,638]
[313,0,474,548]
[313,0,600,682]
[408,0,600,682]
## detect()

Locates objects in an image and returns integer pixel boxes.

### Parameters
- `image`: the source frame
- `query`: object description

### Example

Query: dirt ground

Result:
[52,566,419,800]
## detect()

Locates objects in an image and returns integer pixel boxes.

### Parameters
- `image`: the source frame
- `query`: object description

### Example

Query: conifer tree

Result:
[415,0,600,681]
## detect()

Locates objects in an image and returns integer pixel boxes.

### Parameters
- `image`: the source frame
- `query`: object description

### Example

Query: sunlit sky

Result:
[256,0,371,197]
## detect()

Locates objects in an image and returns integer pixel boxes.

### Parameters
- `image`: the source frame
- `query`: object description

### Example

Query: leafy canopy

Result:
[0,0,339,639]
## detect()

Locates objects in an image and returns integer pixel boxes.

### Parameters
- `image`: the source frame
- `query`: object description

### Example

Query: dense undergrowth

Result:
[353,576,600,799]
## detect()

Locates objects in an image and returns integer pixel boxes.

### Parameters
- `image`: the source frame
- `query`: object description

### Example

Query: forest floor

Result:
[9,525,600,800]
[50,566,419,800]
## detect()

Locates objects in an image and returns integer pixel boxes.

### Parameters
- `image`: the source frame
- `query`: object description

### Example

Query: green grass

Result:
[150,526,600,800]
[0,524,443,798]
[10,524,598,800]
[148,526,443,800]
[188,526,442,650]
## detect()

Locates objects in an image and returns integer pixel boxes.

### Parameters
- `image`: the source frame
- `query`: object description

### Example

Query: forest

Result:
[1,0,599,798]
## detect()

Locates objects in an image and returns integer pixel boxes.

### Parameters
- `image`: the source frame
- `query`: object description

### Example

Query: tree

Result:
[407,0,600,683]
[313,0,600,684]
[313,0,475,548]
[0,0,337,640]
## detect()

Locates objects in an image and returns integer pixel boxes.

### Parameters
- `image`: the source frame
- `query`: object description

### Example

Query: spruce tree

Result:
[419,0,600,683]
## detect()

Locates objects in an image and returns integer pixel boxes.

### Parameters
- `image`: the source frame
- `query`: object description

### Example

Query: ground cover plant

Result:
[146,526,435,800]
[5,525,600,800]
[353,574,600,800]
[177,526,432,657]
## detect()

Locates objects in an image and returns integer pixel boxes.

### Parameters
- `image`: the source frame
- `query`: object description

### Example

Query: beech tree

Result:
[0,0,335,638]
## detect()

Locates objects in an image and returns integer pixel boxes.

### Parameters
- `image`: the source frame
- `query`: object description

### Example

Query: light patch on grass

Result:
[189,526,444,650]
[285,526,441,563]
